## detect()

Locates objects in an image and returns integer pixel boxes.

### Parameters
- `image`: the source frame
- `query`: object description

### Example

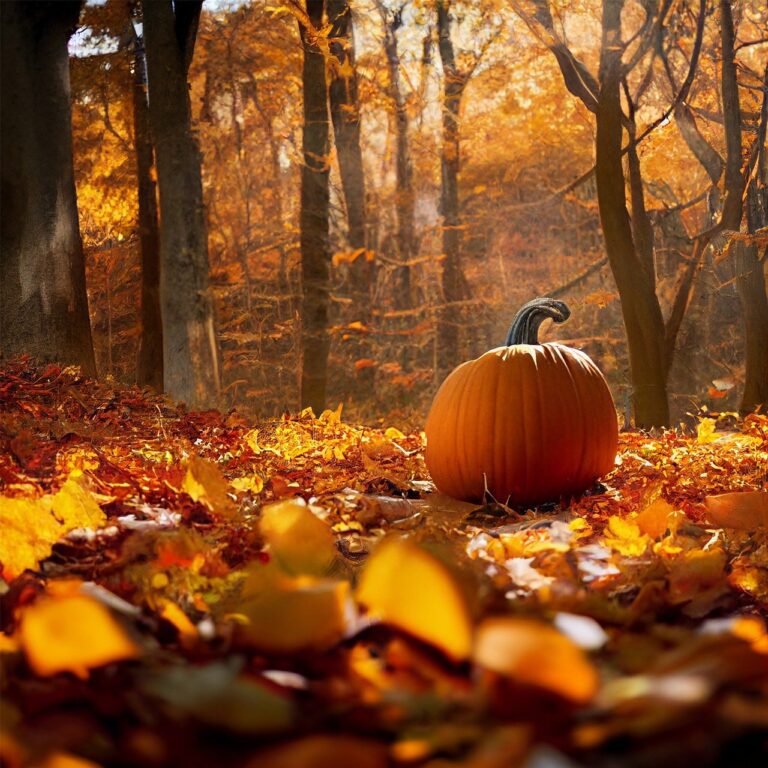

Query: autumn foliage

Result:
[1,358,768,766]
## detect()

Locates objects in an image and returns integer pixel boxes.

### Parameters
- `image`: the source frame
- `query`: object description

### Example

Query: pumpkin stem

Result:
[505,298,570,345]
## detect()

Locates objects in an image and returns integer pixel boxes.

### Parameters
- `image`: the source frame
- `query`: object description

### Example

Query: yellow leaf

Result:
[231,475,265,494]
[696,417,718,444]
[0,474,107,581]
[259,498,337,576]
[384,427,405,440]
[19,588,140,679]
[183,456,238,519]
[602,516,650,557]
[234,563,350,653]
[356,538,473,661]
[474,617,598,703]
[52,474,106,529]
[705,491,768,530]
[244,429,262,453]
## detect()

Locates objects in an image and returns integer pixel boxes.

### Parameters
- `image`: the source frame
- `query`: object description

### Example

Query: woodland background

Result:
[3,0,767,427]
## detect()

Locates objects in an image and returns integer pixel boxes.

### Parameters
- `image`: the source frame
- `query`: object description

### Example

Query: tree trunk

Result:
[382,9,415,306]
[328,0,366,251]
[142,0,220,409]
[718,0,742,233]
[738,62,768,414]
[0,1,96,376]
[718,0,766,414]
[595,0,669,428]
[132,32,163,392]
[734,243,768,414]
[299,0,332,413]
[436,0,467,377]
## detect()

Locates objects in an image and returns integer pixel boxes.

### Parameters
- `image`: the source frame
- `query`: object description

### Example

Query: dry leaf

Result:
[19,584,140,678]
[182,456,238,519]
[474,617,598,703]
[259,498,337,576]
[232,563,350,653]
[356,537,473,661]
[0,473,107,580]
[705,491,768,530]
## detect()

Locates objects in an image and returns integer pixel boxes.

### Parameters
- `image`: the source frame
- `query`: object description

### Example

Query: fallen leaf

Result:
[19,584,140,678]
[231,562,351,653]
[474,617,598,703]
[635,498,681,540]
[0,473,107,581]
[182,456,238,519]
[356,537,473,661]
[259,498,337,576]
[705,491,768,530]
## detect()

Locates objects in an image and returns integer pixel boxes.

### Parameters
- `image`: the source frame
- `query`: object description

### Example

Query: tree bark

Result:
[595,0,669,427]
[674,104,723,185]
[132,31,163,392]
[382,7,415,306]
[328,0,366,251]
[142,0,220,409]
[299,0,332,413]
[0,1,96,376]
[436,0,468,377]
[734,242,768,414]
[737,62,768,414]
[718,0,743,233]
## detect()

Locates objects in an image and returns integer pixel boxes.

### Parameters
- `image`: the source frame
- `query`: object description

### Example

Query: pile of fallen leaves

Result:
[1,357,767,768]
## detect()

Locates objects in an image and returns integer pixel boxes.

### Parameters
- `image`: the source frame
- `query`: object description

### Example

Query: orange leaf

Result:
[705,491,768,530]
[474,617,598,703]
[636,498,682,540]
[19,586,140,679]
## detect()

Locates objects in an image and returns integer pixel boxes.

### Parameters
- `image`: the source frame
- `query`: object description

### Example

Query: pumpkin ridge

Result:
[491,351,503,504]
[531,347,546,504]
[558,344,588,491]
[452,362,476,498]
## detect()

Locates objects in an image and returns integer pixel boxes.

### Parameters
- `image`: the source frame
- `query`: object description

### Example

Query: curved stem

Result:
[505,297,570,345]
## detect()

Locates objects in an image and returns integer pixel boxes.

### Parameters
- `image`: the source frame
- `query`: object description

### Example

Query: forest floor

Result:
[1,358,767,768]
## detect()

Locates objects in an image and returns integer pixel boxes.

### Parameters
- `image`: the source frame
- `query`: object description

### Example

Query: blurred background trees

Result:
[61,0,766,425]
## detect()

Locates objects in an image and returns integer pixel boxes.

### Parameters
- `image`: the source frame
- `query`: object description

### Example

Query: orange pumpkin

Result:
[425,298,618,506]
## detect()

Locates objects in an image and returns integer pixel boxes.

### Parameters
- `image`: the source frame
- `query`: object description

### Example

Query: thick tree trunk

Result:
[436,0,467,377]
[328,0,366,251]
[718,0,767,414]
[596,0,669,428]
[142,0,220,409]
[132,33,163,392]
[734,243,768,414]
[0,2,96,376]
[299,0,332,413]
[383,10,415,306]
[738,63,768,414]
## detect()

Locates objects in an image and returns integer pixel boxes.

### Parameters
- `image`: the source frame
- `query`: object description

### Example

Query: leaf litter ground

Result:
[1,358,767,767]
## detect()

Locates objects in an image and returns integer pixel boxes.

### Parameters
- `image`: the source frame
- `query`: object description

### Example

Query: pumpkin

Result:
[425,297,618,506]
